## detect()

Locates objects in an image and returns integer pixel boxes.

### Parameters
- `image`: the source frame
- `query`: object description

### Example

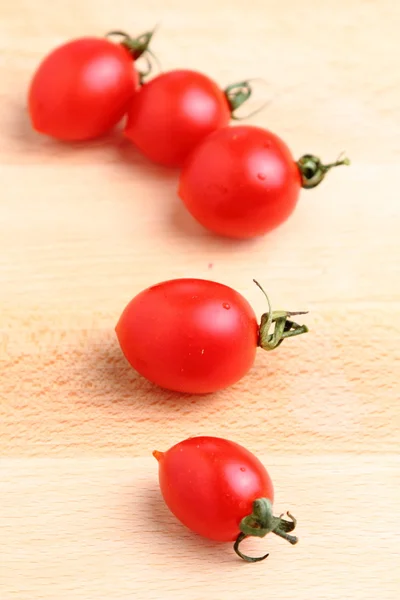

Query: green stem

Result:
[297,153,350,189]
[233,533,269,563]
[106,28,156,60]
[224,80,253,116]
[137,54,153,85]
[253,280,308,350]
[234,498,298,562]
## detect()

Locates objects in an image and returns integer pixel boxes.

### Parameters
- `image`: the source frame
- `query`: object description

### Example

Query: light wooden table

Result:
[1,1,399,598]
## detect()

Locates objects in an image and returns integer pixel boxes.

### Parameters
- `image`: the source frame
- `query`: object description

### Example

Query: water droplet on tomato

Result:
[240,467,246,472]
[222,303,230,309]
[257,173,266,181]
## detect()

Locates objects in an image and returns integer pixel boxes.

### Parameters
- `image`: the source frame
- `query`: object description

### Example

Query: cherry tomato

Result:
[154,436,298,562]
[28,32,152,141]
[115,278,308,394]
[124,71,253,167]
[179,125,350,239]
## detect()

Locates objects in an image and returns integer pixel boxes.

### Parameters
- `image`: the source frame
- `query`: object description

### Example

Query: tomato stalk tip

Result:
[153,450,164,462]
[297,153,350,189]
[253,280,308,351]
[234,498,298,562]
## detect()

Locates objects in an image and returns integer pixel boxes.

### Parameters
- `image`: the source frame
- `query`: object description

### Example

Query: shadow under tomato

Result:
[12,99,126,161]
[16,98,272,251]
[79,332,221,414]
[122,482,239,566]
[119,480,296,568]
[168,199,263,252]
[114,136,180,181]
[14,97,174,173]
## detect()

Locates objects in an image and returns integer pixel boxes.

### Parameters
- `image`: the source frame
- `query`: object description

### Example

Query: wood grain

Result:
[0,0,399,598]
[1,456,399,600]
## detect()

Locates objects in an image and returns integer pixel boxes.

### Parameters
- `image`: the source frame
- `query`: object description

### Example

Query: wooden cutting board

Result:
[1,1,399,598]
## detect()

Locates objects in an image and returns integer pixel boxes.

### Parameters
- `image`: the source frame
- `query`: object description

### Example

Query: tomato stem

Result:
[225,79,271,120]
[136,54,153,85]
[297,152,350,189]
[224,81,253,116]
[106,28,161,83]
[106,28,156,59]
[234,533,269,563]
[234,498,298,562]
[253,280,308,351]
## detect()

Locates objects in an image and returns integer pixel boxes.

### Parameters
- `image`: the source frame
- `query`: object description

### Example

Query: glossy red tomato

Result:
[154,436,298,561]
[124,71,250,167]
[29,37,140,141]
[179,125,350,239]
[115,278,308,394]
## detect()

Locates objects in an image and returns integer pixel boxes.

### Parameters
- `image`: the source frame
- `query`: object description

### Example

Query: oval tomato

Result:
[179,125,350,238]
[29,36,141,141]
[154,436,298,561]
[115,278,308,394]
[124,71,252,167]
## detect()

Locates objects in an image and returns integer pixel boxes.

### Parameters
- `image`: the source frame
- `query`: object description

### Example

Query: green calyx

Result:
[253,280,308,351]
[224,80,253,117]
[297,153,350,189]
[234,498,298,562]
[225,80,271,120]
[106,29,155,59]
[106,29,159,83]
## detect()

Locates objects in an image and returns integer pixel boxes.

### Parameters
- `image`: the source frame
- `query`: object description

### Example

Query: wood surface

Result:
[0,0,399,598]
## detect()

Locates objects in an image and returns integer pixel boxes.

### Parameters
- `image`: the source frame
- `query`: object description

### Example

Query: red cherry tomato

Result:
[154,436,298,562]
[29,36,141,141]
[115,278,308,394]
[179,125,350,239]
[124,71,252,167]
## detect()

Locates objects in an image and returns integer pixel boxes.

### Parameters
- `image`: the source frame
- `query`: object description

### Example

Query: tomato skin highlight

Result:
[124,70,231,167]
[28,37,139,141]
[154,436,274,542]
[179,125,302,239]
[115,279,258,394]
